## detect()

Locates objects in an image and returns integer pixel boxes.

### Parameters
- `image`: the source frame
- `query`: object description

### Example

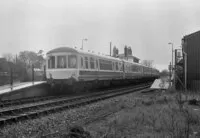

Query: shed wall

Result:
[183,31,200,90]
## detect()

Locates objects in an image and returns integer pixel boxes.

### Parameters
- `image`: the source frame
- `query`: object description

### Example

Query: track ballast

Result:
[0,82,152,127]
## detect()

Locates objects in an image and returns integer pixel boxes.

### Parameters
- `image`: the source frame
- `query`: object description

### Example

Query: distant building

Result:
[0,58,6,62]
[0,58,8,71]
[118,53,140,63]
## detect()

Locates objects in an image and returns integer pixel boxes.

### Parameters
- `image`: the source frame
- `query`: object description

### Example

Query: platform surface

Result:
[150,77,170,89]
[0,81,46,95]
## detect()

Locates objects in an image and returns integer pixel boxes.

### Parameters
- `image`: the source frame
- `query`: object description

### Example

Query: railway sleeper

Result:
[0,84,151,126]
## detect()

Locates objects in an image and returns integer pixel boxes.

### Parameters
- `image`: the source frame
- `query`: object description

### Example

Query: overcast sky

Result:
[0,0,200,71]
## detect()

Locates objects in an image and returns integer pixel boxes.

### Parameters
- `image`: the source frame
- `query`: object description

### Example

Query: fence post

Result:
[43,65,46,81]
[32,64,34,84]
[10,66,13,90]
[169,62,172,88]
[174,49,177,90]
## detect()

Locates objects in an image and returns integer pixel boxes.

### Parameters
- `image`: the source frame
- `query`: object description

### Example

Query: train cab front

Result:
[46,47,79,87]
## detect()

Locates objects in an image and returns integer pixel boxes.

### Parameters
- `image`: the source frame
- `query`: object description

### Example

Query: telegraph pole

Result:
[168,42,174,88]
[110,42,112,56]
[183,51,187,91]
[10,66,13,90]
[32,64,34,84]
[169,62,172,88]
[81,38,88,49]
[174,49,177,89]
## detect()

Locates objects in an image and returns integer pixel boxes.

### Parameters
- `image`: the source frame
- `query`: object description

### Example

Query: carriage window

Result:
[90,57,95,69]
[115,62,119,71]
[68,55,77,68]
[128,66,130,72]
[138,66,142,72]
[48,56,55,69]
[131,65,140,72]
[81,57,84,68]
[126,65,129,72]
[57,56,66,68]
[85,57,89,69]
[112,62,115,70]
[131,65,136,72]
[96,59,99,69]
[119,62,122,71]
[99,59,112,70]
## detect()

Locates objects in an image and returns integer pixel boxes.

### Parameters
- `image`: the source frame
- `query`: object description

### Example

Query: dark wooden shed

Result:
[182,30,200,90]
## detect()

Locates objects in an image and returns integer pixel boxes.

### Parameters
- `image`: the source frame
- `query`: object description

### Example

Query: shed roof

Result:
[183,30,200,40]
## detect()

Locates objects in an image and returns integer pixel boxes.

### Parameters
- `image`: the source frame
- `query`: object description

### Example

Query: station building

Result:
[118,53,140,63]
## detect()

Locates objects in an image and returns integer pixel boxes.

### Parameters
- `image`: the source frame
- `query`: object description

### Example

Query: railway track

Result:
[0,83,152,126]
[0,95,62,108]
[0,83,150,108]
[0,83,148,108]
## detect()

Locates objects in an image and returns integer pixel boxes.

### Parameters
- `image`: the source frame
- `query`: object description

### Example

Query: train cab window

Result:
[68,55,77,68]
[81,57,84,68]
[48,56,55,69]
[90,57,95,69]
[57,56,66,68]
[85,57,89,69]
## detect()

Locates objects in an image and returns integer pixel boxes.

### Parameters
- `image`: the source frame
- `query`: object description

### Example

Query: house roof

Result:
[118,53,140,60]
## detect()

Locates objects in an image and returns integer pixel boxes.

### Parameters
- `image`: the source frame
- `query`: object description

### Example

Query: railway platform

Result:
[0,81,46,94]
[0,81,50,101]
[150,77,170,90]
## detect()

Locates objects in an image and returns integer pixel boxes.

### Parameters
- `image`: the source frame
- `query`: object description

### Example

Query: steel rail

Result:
[0,82,151,108]
[0,83,151,108]
[0,83,151,126]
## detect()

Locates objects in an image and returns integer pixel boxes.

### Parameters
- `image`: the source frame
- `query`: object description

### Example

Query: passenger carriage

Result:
[46,47,159,92]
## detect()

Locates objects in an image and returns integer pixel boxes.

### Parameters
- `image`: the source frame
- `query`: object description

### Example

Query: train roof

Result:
[47,46,122,61]
[47,47,78,54]
[47,46,158,70]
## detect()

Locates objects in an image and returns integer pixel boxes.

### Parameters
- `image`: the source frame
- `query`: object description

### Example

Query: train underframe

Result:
[47,76,158,96]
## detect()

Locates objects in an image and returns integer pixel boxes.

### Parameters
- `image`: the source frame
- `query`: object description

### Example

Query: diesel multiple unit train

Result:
[46,47,159,92]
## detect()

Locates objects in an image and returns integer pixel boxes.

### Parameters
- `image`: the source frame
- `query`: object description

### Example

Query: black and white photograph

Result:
[0,0,200,137]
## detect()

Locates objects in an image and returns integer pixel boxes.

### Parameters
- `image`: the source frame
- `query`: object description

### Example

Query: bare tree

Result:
[18,50,45,68]
[2,53,14,62]
[141,60,154,68]
[160,69,169,77]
